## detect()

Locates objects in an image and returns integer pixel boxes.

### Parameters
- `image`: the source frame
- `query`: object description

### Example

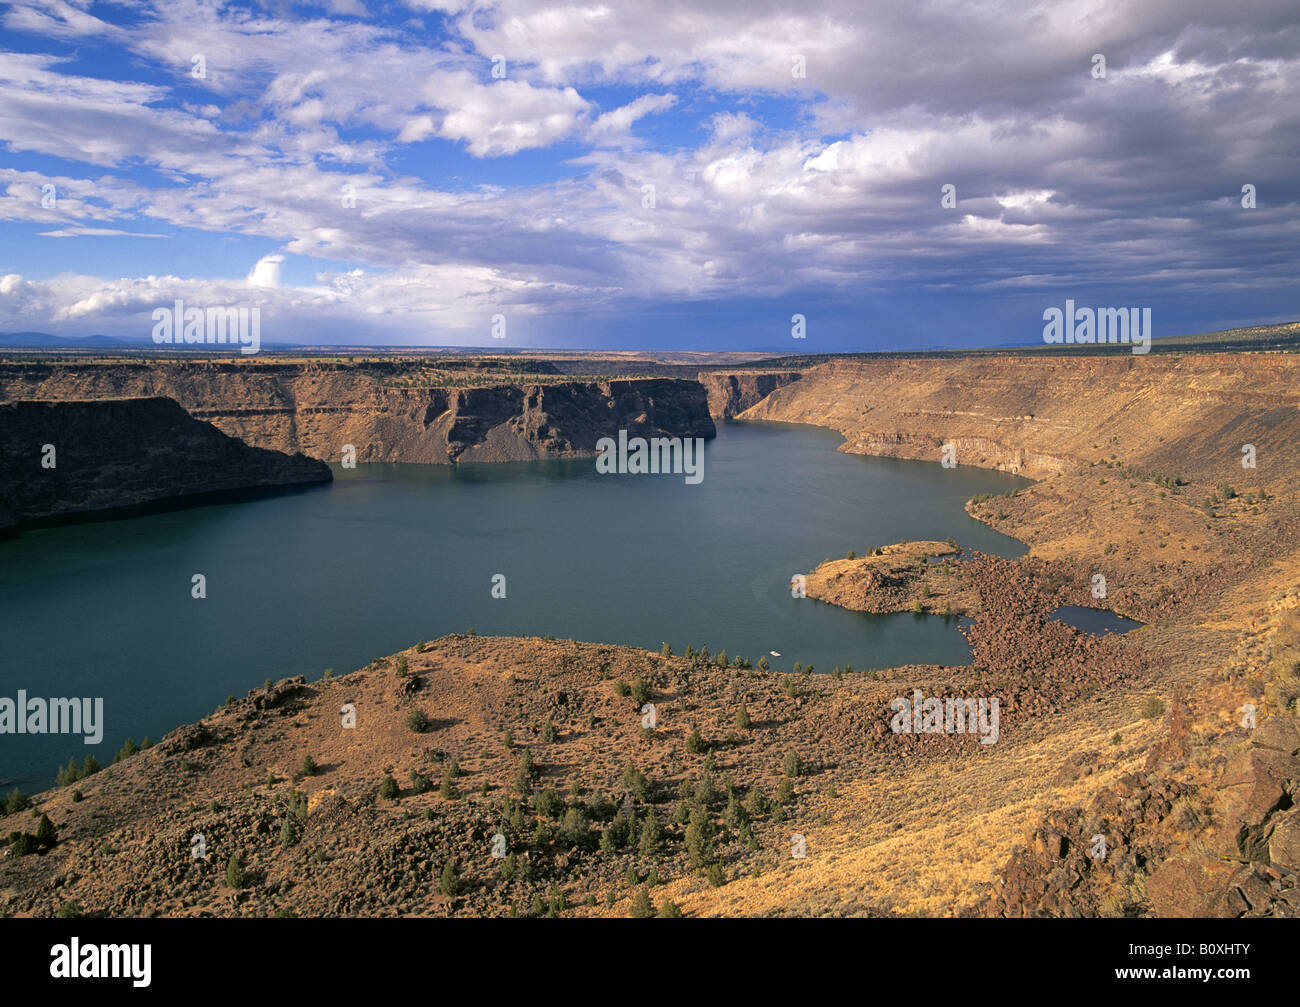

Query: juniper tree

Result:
[225,853,247,889]
[630,888,654,918]
[440,859,460,896]
[35,814,57,848]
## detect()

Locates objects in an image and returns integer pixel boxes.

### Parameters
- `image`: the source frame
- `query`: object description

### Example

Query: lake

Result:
[0,420,1029,788]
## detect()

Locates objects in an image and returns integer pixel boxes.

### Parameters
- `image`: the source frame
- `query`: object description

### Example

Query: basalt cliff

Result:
[0,361,716,465]
[0,397,332,534]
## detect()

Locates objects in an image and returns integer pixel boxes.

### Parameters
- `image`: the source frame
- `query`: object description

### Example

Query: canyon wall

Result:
[729,353,1300,485]
[0,397,332,532]
[0,362,717,464]
[696,370,803,418]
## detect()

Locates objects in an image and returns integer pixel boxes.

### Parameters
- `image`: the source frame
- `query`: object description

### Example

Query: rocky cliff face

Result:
[0,397,332,532]
[0,362,716,464]
[696,370,803,418]
[724,354,1300,483]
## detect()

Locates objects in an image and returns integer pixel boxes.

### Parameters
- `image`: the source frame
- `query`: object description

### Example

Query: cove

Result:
[0,420,1030,787]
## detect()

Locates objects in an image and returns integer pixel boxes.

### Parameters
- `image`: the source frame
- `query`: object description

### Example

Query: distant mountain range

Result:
[0,331,138,348]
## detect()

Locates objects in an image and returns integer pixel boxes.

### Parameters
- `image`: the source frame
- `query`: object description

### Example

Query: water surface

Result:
[1049,605,1144,636]
[0,421,1030,787]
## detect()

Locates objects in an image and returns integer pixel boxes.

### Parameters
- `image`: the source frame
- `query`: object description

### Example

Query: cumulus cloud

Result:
[0,0,1296,345]
[248,255,284,288]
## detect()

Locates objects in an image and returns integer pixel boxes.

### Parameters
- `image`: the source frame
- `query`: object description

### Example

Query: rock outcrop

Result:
[0,397,332,532]
[0,362,716,464]
[726,353,1300,482]
[696,370,802,418]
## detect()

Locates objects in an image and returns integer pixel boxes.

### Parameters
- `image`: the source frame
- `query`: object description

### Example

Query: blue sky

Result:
[0,0,1297,351]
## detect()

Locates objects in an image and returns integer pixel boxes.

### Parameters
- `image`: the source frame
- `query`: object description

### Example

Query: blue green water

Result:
[0,420,1029,788]
[1050,605,1143,635]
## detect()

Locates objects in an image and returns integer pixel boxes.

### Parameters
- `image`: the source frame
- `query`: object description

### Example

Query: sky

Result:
[0,0,1297,351]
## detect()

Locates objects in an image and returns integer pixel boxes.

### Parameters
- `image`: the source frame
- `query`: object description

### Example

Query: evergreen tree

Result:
[35,814,57,847]
[440,859,460,896]
[630,888,654,918]
[225,853,246,889]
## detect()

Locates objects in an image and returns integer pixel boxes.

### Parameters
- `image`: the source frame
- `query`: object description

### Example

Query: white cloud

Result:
[248,255,285,288]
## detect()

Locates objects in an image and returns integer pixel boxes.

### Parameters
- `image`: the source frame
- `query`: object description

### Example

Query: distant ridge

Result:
[0,331,134,348]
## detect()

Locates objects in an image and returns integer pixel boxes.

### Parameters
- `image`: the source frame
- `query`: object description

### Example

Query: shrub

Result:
[56,901,83,919]
[706,862,726,887]
[395,656,409,677]
[407,709,431,733]
[614,680,632,697]
[541,718,558,743]
[777,778,795,804]
[621,763,651,801]
[1140,696,1166,720]
[409,769,432,794]
[4,788,30,815]
[379,774,400,800]
[782,751,804,777]
[536,788,563,817]
[559,807,591,848]
[658,899,683,918]
[734,704,753,731]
